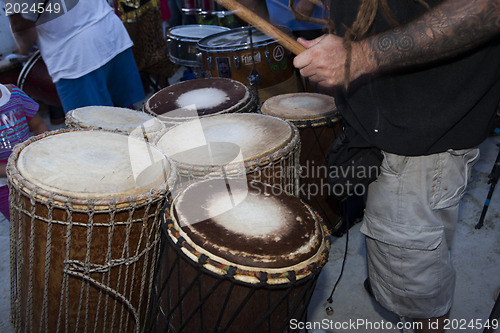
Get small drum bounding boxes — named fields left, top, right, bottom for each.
left=66, top=106, right=166, bottom=142
left=154, top=113, right=300, bottom=196
left=260, top=93, right=342, bottom=230
left=17, top=50, right=61, bottom=107
left=8, top=129, right=176, bottom=333
left=148, top=179, right=331, bottom=332
left=197, top=27, right=295, bottom=91
left=143, top=77, right=258, bottom=127
left=166, top=25, right=230, bottom=67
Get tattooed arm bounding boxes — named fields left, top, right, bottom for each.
left=293, top=0, right=500, bottom=87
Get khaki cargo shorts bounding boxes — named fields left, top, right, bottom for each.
left=360, top=148, right=479, bottom=318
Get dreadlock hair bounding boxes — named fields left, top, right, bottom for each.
left=289, top=0, right=430, bottom=88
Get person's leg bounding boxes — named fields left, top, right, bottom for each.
left=361, top=148, right=479, bottom=327
left=55, top=70, right=114, bottom=113
left=104, top=48, right=145, bottom=109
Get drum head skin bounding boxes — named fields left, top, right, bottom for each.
left=155, top=113, right=293, bottom=166
left=66, top=106, right=165, bottom=138
left=145, top=78, right=250, bottom=119
left=172, top=179, right=324, bottom=269
left=167, top=24, right=230, bottom=41
left=261, top=93, right=337, bottom=122
left=198, top=26, right=276, bottom=52
left=16, top=131, right=171, bottom=199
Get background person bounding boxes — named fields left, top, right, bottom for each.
left=6, top=0, right=145, bottom=113
left=0, top=83, right=48, bottom=221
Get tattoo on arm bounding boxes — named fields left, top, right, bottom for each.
left=368, top=0, right=500, bottom=69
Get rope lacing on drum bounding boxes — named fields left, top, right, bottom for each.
left=41, top=197, right=54, bottom=333
left=286, top=270, right=297, bottom=284
left=198, top=253, right=209, bottom=266
left=27, top=190, right=36, bottom=333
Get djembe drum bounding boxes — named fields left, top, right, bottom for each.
left=143, top=77, right=258, bottom=127
left=65, top=106, right=166, bottom=142
left=148, top=178, right=331, bottom=332
left=153, top=113, right=301, bottom=196
left=8, top=129, right=176, bottom=333
left=260, top=93, right=342, bottom=230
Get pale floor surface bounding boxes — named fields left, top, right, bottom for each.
left=0, top=101, right=498, bottom=332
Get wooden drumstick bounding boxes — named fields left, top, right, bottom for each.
left=215, top=0, right=307, bottom=55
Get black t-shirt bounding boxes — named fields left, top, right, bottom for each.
left=332, top=0, right=500, bottom=155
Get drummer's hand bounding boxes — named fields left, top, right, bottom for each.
left=293, top=34, right=374, bottom=88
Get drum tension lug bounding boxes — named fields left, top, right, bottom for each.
left=265, top=50, right=271, bottom=63
left=233, top=55, right=240, bottom=69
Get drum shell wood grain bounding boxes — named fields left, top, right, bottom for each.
left=8, top=129, right=173, bottom=333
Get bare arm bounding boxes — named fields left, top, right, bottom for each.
left=8, top=13, right=37, bottom=55
left=294, top=0, right=500, bottom=87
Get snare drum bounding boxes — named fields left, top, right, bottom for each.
left=148, top=179, right=330, bottom=332
left=197, top=27, right=295, bottom=91
left=154, top=113, right=300, bottom=196
left=66, top=106, right=166, bottom=142
left=166, top=25, right=230, bottom=67
left=144, top=77, right=258, bottom=127
left=260, top=93, right=342, bottom=230
left=8, top=129, right=175, bottom=333
left=17, top=50, right=61, bottom=107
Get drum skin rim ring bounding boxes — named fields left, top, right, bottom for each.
left=6, top=128, right=176, bottom=210
left=164, top=190, right=331, bottom=285
left=155, top=118, right=301, bottom=174
left=143, top=78, right=256, bottom=122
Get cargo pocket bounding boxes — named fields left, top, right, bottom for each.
left=362, top=214, right=445, bottom=297
left=429, top=148, right=479, bottom=210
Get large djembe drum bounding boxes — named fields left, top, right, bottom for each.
left=8, top=129, right=176, bottom=333
left=154, top=113, right=301, bottom=196
left=143, top=77, right=258, bottom=127
left=148, top=178, right=331, bottom=332
left=66, top=106, right=166, bottom=142
left=260, top=93, right=342, bottom=230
